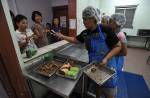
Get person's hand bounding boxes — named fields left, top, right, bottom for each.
left=28, top=35, right=33, bottom=39
left=99, top=58, right=108, bottom=67
left=45, top=29, right=50, bottom=33
left=25, top=37, right=30, bottom=43
left=32, top=34, right=38, bottom=39
left=54, top=33, right=64, bottom=39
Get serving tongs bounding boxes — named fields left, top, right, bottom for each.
left=49, top=30, right=56, bottom=35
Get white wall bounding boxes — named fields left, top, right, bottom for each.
left=98, top=0, right=150, bottom=36
left=134, top=0, right=150, bottom=29
left=7, top=0, right=68, bottom=28
left=7, top=0, right=18, bottom=15
left=77, top=0, right=87, bottom=34
left=77, top=0, right=100, bottom=34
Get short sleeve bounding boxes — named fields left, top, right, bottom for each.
left=117, top=32, right=127, bottom=44
left=76, top=30, right=87, bottom=43
left=15, top=31, right=21, bottom=42
left=15, top=31, right=26, bottom=43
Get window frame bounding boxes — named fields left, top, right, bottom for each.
left=115, top=5, right=137, bottom=28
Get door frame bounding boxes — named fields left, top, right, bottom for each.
left=52, top=5, right=69, bottom=35
left=68, top=0, right=77, bottom=37
left=0, top=1, right=31, bottom=98
left=52, top=0, right=77, bottom=37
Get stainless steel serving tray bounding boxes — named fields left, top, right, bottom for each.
left=56, top=65, right=81, bottom=80
left=34, top=59, right=64, bottom=77
left=83, top=62, right=116, bottom=85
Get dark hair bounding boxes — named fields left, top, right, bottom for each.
left=10, top=10, right=15, bottom=20
left=14, top=14, right=27, bottom=30
left=32, top=11, right=42, bottom=22
left=124, top=32, right=127, bottom=37
left=9, top=10, right=17, bottom=30
left=52, top=17, right=60, bottom=27
left=46, top=23, right=51, bottom=28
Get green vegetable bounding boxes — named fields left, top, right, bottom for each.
left=30, top=48, right=37, bottom=56
left=70, top=67, right=79, bottom=72
left=71, top=71, right=78, bottom=77
left=66, top=71, right=73, bottom=76
left=66, top=70, right=78, bottom=77
left=44, top=52, right=54, bottom=61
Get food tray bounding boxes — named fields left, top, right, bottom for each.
left=34, top=59, right=64, bottom=77
left=83, top=63, right=116, bottom=85
left=56, top=65, right=81, bottom=80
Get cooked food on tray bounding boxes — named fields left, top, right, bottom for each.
left=58, top=63, right=80, bottom=78
left=61, top=63, right=71, bottom=69
left=91, top=67, right=96, bottom=73
left=37, top=62, right=59, bottom=75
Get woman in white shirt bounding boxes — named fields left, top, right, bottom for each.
left=15, top=14, right=37, bottom=53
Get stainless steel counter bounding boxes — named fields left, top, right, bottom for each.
left=23, top=43, right=90, bottom=98
left=23, top=43, right=117, bottom=98
left=54, top=43, right=89, bottom=63
left=23, top=54, right=88, bottom=98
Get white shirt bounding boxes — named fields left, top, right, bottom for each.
left=15, top=29, right=37, bottom=52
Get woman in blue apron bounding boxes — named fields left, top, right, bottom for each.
left=86, top=24, right=119, bottom=98
left=109, top=13, right=127, bottom=71
left=55, top=6, right=121, bottom=98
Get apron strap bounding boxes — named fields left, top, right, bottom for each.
left=98, top=24, right=106, bottom=40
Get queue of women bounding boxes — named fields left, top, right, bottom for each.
left=10, top=11, right=62, bottom=54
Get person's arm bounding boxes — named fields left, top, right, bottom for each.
left=100, top=42, right=121, bottom=66
left=117, top=32, right=128, bottom=56
left=55, top=33, right=79, bottom=44
left=31, top=34, right=39, bottom=40
left=33, top=24, right=43, bottom=38
left=120, top=42, right=127, bottom=56
left=100, top=24, right=121, bottom=66
left=54, top=30, right=86, bottom=44
left=45, top=29, right=50, bottom=33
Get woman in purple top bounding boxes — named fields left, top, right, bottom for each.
left=50, top=17, right=62, bottom=43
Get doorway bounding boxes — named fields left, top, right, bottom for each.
left=53, top=5, right=69, bottom=36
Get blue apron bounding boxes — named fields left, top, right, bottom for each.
left=85, top=25, right=118, bottom=88
left=116, top=56, right=124, bottom=71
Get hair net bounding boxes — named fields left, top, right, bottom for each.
left=96, top=8, right=101, bottom=23
left=82, top=6, right=101, bottom=23
left=111, top=13, right=126, bottom=27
